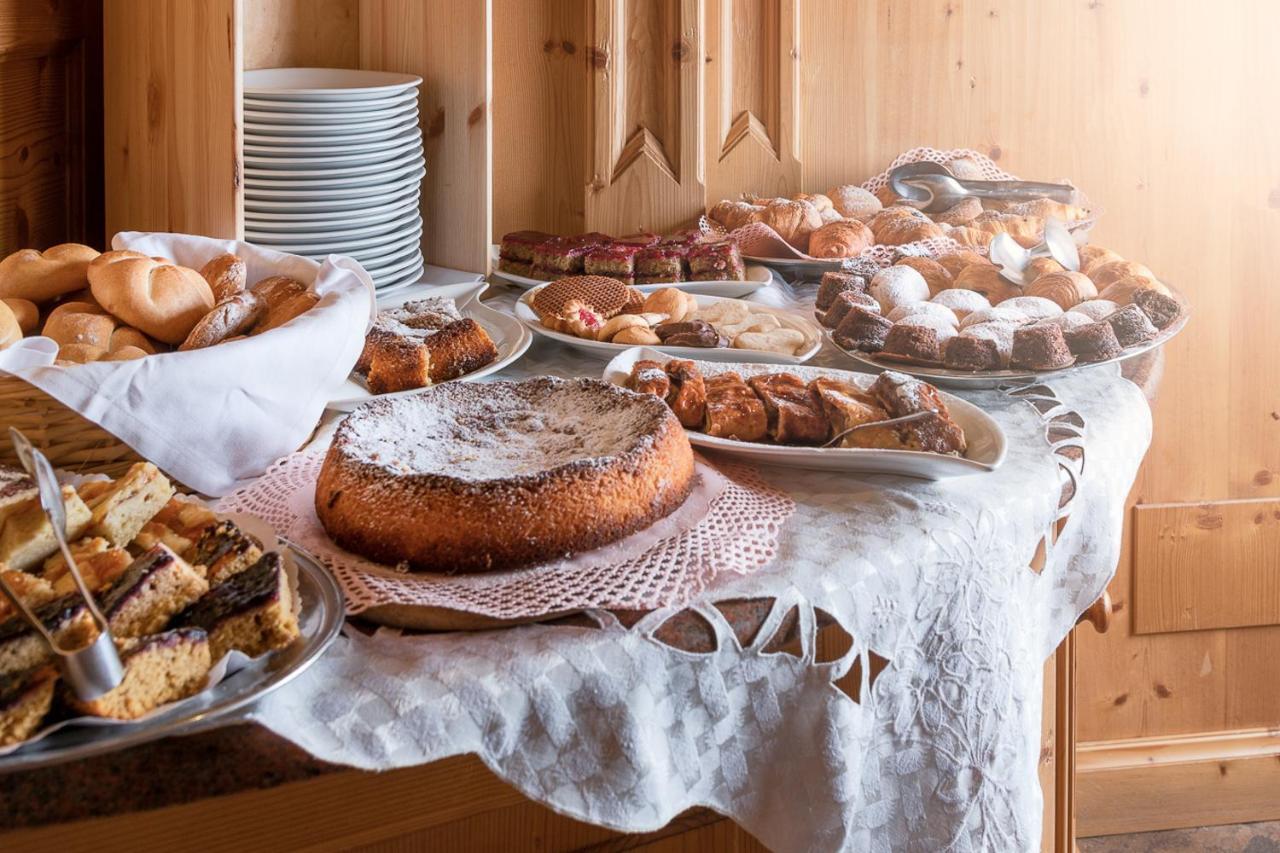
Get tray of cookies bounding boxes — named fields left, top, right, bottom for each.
left=816, top=245, right=1188, bottom=389
left=490, top=230, right=772, bottom=297
left=603, top=347, right=1005, bottom=479
left=0, top=461, right=343, bottom=771
left=514, top=277, right=821, bottom=364
left=328, top=281, right=532, bottom=411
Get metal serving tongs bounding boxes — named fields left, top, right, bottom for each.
left=0, top=428, right=124, bottom=700
left=889, top=162, right=1077, bottom=213
left=989, top=218, right=1080, bottom=285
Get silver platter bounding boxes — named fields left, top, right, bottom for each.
left=0, top=546, right=344, bottom=774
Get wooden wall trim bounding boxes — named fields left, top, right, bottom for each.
left=1077, top=728, right=1280, bottom=837
left=1133, top=498, right=1280, bottom=635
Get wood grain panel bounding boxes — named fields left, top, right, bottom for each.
left=1133, top=499, right=1280, bottom=634
left=243, top=0, right=359, bottom=70
left=491, top=0, right=588, bottom=238
left=704, top=0, right=799, bottom=205
left=360, top=0, right=491, bottom=272
left=103, top=0, right=242, bottom=240
left=586, top=0, right=704, bottom=234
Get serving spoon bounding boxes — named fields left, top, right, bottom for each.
left=821, top=410, right=937, bottom=448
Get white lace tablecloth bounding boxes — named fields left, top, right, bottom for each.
left=242, top=275, right=1152, bottom=852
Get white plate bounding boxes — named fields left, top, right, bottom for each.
left=602, top=347, right=1005, bottom=479
left=244, top=149, right=421, bottom=182
left=248, top=210, right=421, bottom=244
left=372, top=264, right=425, bottom=293
left=265, top=221, right=422, bottom=257
left=246, top=156, right=425, bottom=190
left=514, top=286, right=822, bottom=364
left=243, top=127, right=420, bottom=157
left=244, top=140, right=423, bottom=171
left=245, top=110, right=419, bottom=136
left=743, top=254, right=844, bottom=279
left=246, top=194, right=419, bottom=229
left=244, top=121, right=419, bottom=147
left=364, top=245, right=424, bottom=276
left=244, top=166, right=425, bottom=200
left=327, top=282, right=533, bottom=411
left=243, top=92, right=418, bottom=117
left=243, top=99, right=414, bottom=126
left=488, top=245, right=772, bottom=297
left=243, top=183, right=419, bottom=213
left=827, top=288, right=1191, bottom=390
left=244, top=68, right=422, bottom=99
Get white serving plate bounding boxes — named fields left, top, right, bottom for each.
left=243, top=127, right=420, bottom=157
left=245, top=110, right=419, bottom=136
left=246, top=194, right=419, bottom=229
left=514, top=285, right=822, bottom=364
left=243, top=99, right=414, bottom=125
left=248, top=210, right=421, bottom=244
left=328, top=282, right=532, bottom=411
left=244, top=121, right=419, bottom=147
left=246, top=156, right=425, bottom=190
left=270, top=223, right=423, bottom=259
left=244, top=140, right=424, bottom=172
left=488, top=245, right=771, bottom=297
left=244, top=149, right=422, bottom=182
left=244, top=183, right=419, bottom=213
left=828, top=289, right=1191, bottom=390
left=364, top=245, right=425, bottom=277
left=241, top=89, right=417, bottom=113
left=244, top=166, right=425, bottom=201
left=602, top=347, right=1005, bottom=478
left=244, top=68, right=422, bottom=99
left=743, top=254, right=844, bottom=279
left=371, top=264, right=425, bottom=293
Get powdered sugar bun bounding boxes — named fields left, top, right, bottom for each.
left=887, top=301, right=958, bottom=325
left=1072, top=299, right=1119, bottom=321
left=996, top=296, right=1063, bottom=321
left=958, top=305, right=1030, bottom=330
left=869, top=266, right=929, bottom=313
left=929, top=289, right=991, bottom=320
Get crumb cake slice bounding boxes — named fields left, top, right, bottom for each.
left=315, top=377, right=695, bottom=573
left=0, top=485, right=92, bottom=572
left=173, top=552, right=299, bottom=662
left=187, top=519, right=263, bottom=584
left=99, top=544, right=209, bottom=638
left=0, top=666, right=57, bottom=746
left=69, top=628, right=212, bottom=720
left=80, top=462, right=174, bottom=547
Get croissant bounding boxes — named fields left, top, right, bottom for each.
left=709, top=200, right=764, bottom=231
left=868, top=207, right=944, bottom=245
left=793, top=192, right=834, bottom=214
left=1078, top=245, right=1124, bottom=275
left=0, top=243, right=100, bottom=303
left=1099, top=275, right=1170, bottom=306
left=808, top=220, right=873, bottom=258
left=1089, top=259, right=1155, bottom=290
left=759, top=200, right=823, bottom=252
left=951, top=264, right=1022, bottom=305
left=1027, top=271, right=1097, bottom=311
left=88, top=251, right=215, bottom=344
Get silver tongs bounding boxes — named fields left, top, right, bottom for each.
left=889, top=162, right=1077, bottom=213
left=0, top=429, right=123, bottom=700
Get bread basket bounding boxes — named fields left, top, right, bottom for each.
left=0, top=379, right=142, bottom=477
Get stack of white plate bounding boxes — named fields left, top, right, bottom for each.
left=243, top=68, right=426, bottom=292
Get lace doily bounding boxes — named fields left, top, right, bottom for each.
left=216, top=450, right=794, bottom=619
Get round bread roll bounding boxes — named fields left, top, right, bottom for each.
left=642, top=288, right=696, bottom=323
left=0, top=243, right=100, bottom=303
left=200, top=253, right=247, bottom=302
left=251, top=275, right=308, bottom=310
left=935, top=251, right=989, bottom=278
left=818, top=207, right=844, bottom=224
left=894, top=256, right=953, bottom=296
left=973, top=212, right=1042, bottom=248
left=869, top=266, right=929, bottom=313
left=180, top=291, right=266, bottom=350
left=1089, top=259, right=1154, bottom=290
left=827, top=185, right=882, bottom=220
left=1, top=298, right=38, bottom=334
left=874, top=185, right=903, bottom=208
left=759, top=199, right=823, bottom=252
left=0, top=300, right=20, bottom=349
left=42, top=302, right=116, bottom=349
left=947, top=156, right=986, bottom=180
left=868, top=208, right=944, bottom=245
left=1078, top=245, right=1124, bottom=275
left=934, top=197, right=983, bottom=226
left=612, top=326, right=661, bottom=346
left=1027, top=271, right=1097, bottom=311
left=1024, top=257, right=1065, bottom=281
left=109, top=326, right=159, bottom=355
left=809, top=220, right=873, bottom=258
left=929, top=288, right=991, bottom=320
left=943, top=224, right=990, bottom=250
left=56, top=343, right=106, bottom=364
left=596, top=313, right=648, bottom=342
left=794, top=192, right=833, bottom=213
left=1099, top=275, right=1170, bottom=306
left=952, top=263, right=1021, bottom=305
left=88, top=251, right=215, bottom=344
left=253, top=290, right=318, bottom=334
left=100, top=345, right=148, bottom=362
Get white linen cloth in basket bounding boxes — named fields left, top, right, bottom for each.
left=0, top=231, right=374, bottom=496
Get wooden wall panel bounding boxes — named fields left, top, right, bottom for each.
left=243, top=0, right=359, bottom=71
left=0, top=0, right=103, bottom=251
left=360, top=0, right=491, bottom=272
left=103, top=0, right=242, bottom=240
left=586, top=0, right=704, bottom=234
left=1133, top=499, right=1280, bottom=634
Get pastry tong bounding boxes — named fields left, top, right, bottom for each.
left=822, top=411, right=936, bottom=448
left=889, top=162, right=1077, bottom=213
left=989, top=218, right=1080, bottom=285
left=0, top=429, right=124, bottom=700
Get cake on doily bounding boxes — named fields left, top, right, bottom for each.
left=315, top=377, right=695, bottom=573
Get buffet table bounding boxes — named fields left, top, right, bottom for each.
left=0, top=274, right=1152, bottom=852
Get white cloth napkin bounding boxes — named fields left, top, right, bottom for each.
left=0, top=232, right=375, bottom=496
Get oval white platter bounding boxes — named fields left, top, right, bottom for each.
left=245, top=111, right=419, bottom=136
left=244, top=183, right=419, bottom=213
left=243, top=90, right=419, bottom=115
left=742, top=254, right=844, bottom=278
left=244, top=68, right=422, bottom=99
left=246, top=194, right=420, bottom=229
left=514, top=285, right=822, bottom=365
left=489, top=245, right=771, bottom=298
left=246, top=156, right=425, bottom=190
left=244, top=166, right=425, bottom=201
left=602, top=346, right=1006, bottom=478
left=328, top=282, right=532, bottom=411
left=828, top=290, right=1191, bottom=390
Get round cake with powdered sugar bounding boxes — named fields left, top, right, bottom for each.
left=315, top=377, right=695, bottom=573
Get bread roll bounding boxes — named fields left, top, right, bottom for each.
left=709, top=200, right=764, bottom=231
left=1089, top=259, right=1154, bottom=290
left=0, top=300, right=20, bottom=349
left=199, top=253, right=247, bottom=302
left=88, top=251, right=215, bottom=344
left=794, top=192, right=833, bottom=213
left=253, top=291, right=318, bottom=334
left=42, top=303, right=117, bottom=349
left=1027, top=271, right=1097, bottom=311
left=1024, top=257, right=1065, bottom=281
left=180, top=292, right=266, bottom=350
left=100, top=345, right=148, bottom=362
left=808, top=220, right=873, bottom=259
left=936, top=251, right=989, bottom=278
left=0, top=244, right=100, bottom=303
left=1078, top=245, right=1124, bottom=276
left=895, top=257, right=953, bottom=296
left=827, top=185, right=882, bottom=220
left=109, top=326, right=159, bottom=355
left=56, top=343, right=106, bottom=364
left=935, top=198, right=983, bottom=225
left=1, top=298, right=38, bottom=334
left=1099, top=275, right=1170, bottom=306
left=251, top=275, right=307, bottom=310
left=947, top=157, right=986, bottom=180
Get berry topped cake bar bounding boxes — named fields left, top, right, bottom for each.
left=498, top=230, right=553, bottom=277
left=531, top=233, right=612, bottom=280
left=688, top=241, right=746, bottom=281
left=583, top=244, right=641, bottom=285
left=635, top=245, right=687, bottom=285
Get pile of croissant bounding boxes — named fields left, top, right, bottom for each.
left=707, top=154, right=1091, bottom=259
left=0, top=245, right=318, bottom=364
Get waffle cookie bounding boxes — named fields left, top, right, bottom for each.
left=530, top=275, right=633, bottom=321
left=174, top=552, right=299, bottom=662
left=69, top=628, right=212, bottom=720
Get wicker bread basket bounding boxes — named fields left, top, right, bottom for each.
left=0, top=374, right=142, bottom=477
